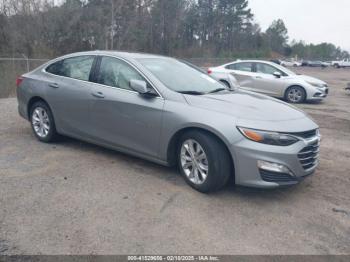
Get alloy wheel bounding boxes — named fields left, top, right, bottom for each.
left=287, top=88, right=303, bottom=103
left=32, top=107, right=50, bottom=138
left=180, top=139, right=209, bottom=185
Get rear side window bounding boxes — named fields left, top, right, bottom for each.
left=226, top=62, right=253, bottom=72
left=46, top=61, right=62, bottom=75
left=45, top=56, right=95, bottom=81
left=97, top=56, right=145, bottom=91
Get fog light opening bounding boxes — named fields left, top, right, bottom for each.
left=257, top=160, right=294, bottom=176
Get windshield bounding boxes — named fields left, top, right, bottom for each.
left=275, top=64, right=296, bottom=75
left=137, top=58, right=226, bottom=94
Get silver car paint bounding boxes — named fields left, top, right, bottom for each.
left=17, top=51, right=319, bottom=188
left=209, top=60, right=329, bottom=101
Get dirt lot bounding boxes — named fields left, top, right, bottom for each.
left=0, top=67, right=349, bottom=255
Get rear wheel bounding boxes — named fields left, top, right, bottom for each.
left=178, top=131, right=231, bottom=193
left=285, top=86, right=306, bottom=104
left=30, top=101, right=58, bottom=143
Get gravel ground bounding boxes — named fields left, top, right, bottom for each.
left=0, top=67, right=349, bottom=255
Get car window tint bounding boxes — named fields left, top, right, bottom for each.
left=59, top=56, right=94, bottom=81
left=225, top=63, right=235, bottom=70
left=46, top=61, right=62, bottom=75
left=256, top=63, right=279, bottom=75
left=230, top=62, right=253, bottom=72
left=97, top=57, right=144, bottom=91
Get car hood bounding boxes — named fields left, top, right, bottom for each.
left=184, top=90, right=318, bottom=132
left=292, top=74, right=326, bottom=85
left=185, top=90, right=306, bottom=121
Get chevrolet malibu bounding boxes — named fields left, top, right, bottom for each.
left=17, top=51, right=321, bottom=193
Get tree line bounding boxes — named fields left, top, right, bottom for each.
left=0, top=0, right=349, bottom=60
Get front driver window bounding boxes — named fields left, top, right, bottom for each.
left=256, top=63, right=284, bottom=76
left=97, top=57, right=145, bottom=91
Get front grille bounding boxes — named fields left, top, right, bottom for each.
left=260, top=170, right=297, bottom=183
left=291, top=129, right=317, bottom=139
left=298, top=140, right=320, bottom=170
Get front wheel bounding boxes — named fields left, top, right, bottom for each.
left=285, top=86, right=306, bottom=104
left=178, top=131, right=231, bottom=193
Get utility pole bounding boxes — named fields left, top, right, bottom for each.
left=110, top=0, right=115, bottom=50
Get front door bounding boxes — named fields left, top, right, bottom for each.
left=252, top=62, right=286, bottom=96
left=89, top=56, right=164, bottom=158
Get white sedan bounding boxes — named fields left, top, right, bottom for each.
left=280, top=60, right=302, bottom=67
left=208, top=60, right=329, bottom=103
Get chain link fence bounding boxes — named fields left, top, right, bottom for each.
left=0, top=58, right=49, bottom=98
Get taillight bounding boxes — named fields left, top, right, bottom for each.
left=207, top=69, right=212, bottom=75
left=16, top=76, right=23, bottom=87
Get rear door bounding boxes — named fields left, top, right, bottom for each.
left=89, top=56, right=164, bottom=158
left=252, top=62, right=286, bottom=96
left=225, top=62, right=255, bottom=91
left=44, top=55, right=96, bottom=137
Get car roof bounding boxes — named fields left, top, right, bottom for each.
left=60, top=50, right=168, bottom=60
left=222, top=60, right=275, bottom=66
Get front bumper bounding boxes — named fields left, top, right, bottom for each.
left=230, top=136, right=320, bottom=188
left=308, top=86, right=329, bottom=100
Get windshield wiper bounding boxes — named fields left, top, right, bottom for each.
left=208, top=88, right=227, bottom=94
left=178, top=91, right=205, bottom=95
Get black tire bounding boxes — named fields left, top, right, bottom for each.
left=285, top=86, right=306, bottom=104
left=220, top=80, right=230, bottom=88
left=177, top=130, right=231, bottom=193
left=30, top=101, right=58, bottom=143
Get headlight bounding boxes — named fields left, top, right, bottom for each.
left=238, top=127, right=299, bottom=146
left=307, top=81, right=324, bottom=88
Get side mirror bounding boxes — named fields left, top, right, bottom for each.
left=273, top=72, right=282, bottom=78
left=130, top=79, right=148, bottom=94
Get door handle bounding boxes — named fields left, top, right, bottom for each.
left=255, top=76, right=262, bottom=79
left=49, top=83, right=59, bottom=88
left=91, top=92, right=105, bottom=98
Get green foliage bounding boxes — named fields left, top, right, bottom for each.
left=290, top=41, right=349, bottom=60
left=266, top=19, right=289, bottom=54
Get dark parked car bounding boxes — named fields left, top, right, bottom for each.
left=301, top=60, right=310, bottom=67
left=308, top=61, right=325, bottom=67
left=270, top=59, right=282, bottom=65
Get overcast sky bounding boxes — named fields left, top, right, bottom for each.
left=249, top=0, right=350, bottom=52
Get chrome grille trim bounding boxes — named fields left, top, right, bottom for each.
left=298, top=139, right=320, bottom=171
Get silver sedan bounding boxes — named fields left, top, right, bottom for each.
left=17, top=51, right=320, bottom=192
left=208, top=60, right=329, bottom=103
